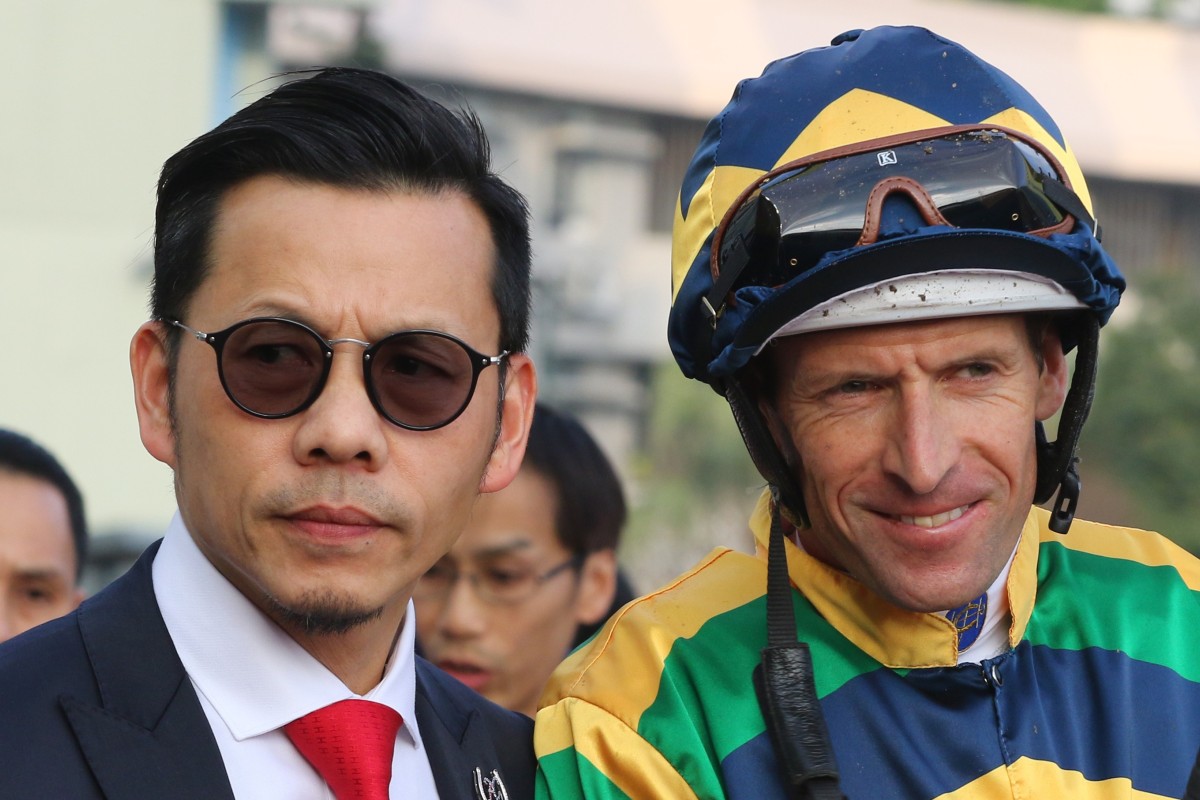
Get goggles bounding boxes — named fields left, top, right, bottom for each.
left=706, top=125, right=1094, bottom=321
left=170, top=317, right=507, bottom=431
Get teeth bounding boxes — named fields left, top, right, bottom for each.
left=900, top=506, right=967, bottom=528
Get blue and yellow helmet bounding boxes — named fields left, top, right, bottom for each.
left=669, top=25, right=1125, bottom=387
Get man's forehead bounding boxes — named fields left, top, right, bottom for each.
left=0, top=473, right=75, bottom=566
left=190, top=177, right=500, bottom=336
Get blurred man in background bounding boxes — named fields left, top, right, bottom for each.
left=0, top=428, right=86, bottom=643
left=416, top=402, right=626, bottom=717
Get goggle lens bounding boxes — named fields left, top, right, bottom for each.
left=717, top=129, right=1075, bottom=290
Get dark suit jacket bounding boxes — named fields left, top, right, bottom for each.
left=0, top=541, right=535, bottom=799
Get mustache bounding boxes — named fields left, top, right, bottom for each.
left=258, top=476, right=411, bottom=528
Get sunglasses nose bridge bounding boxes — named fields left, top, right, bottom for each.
left=326, top=336, right=372, bottom=350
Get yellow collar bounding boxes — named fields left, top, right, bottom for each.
left=748, top=490, right=1040, bottom=668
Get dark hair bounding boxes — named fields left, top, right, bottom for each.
left=0, top=429, right=88, bottom=579
left=152, top=67, right=531, bottom=356
left=523, top=403, right=626, bottom=555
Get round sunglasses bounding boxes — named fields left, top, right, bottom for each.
left=170, top=317, right=508, bottom=431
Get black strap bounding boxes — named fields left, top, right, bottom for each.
left=1034, top=315, right=1099, bottom=534
left=1041, top=178, right=1101, bottom=241
left=723, top=376, right=808, bottom=526
left=753, top=507, right=846, bottom=800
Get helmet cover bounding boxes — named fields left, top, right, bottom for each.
left=669, top=25, right=1125, bottom=385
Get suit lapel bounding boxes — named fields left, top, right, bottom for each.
left=62, top=542, right=235, bottom=800
left=417, top=667, right=484, bottom=798
left=417, top=659, right=525, bottom=800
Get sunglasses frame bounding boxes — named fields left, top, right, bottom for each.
left=169, top=317, right=508, bottom=431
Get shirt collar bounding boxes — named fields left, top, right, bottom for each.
left=151, top=512, right=424, bottom=748
left=749, top=490, right=1040, bottom=668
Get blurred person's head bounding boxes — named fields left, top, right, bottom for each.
left=0, top=429, right=87, bottom=642
left=415, top=403, right=623, bottom=716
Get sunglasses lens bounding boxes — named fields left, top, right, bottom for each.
left=221, top=320, right=326, bottom=416
left=370, top=333, right=478, bottom=429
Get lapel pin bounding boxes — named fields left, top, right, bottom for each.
left=472, top=767, right=509, bottom=800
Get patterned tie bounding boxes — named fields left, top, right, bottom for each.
left=946, top=592, right=988, bottom=652
left=284, top=699, right=403, bottom=800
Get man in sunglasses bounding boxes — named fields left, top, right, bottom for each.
left=535, top=26, right=1200, bottom=800
left=0, top=68, right=537, bottom=799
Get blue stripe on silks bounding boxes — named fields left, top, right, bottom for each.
left=721, top=661, right=1000, bottom=799
left=997, top=642, right=1200, bottom=798
left=720, top=641, right=1200, bottom=799
left=723, top=733, right=786, bottom=800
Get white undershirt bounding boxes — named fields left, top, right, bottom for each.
left=152, top=512, right=440, bottom=799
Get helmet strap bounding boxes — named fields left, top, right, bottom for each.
left=723, top=374, right=810, bottom=526
left=1034, top=315, right=1100, bottom=533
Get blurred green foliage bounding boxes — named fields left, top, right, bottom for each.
left=627, top=364, right=761, bottom=530
left=622, top=364, right=764, bottom=587
left=1082, top=273, right=1200, bottom=553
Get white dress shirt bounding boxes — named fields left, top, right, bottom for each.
left=153, top=513, right=440, bottom=799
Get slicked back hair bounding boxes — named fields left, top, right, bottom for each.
left=151, top=67, right=531, bottom=360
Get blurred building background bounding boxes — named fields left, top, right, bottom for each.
left=2, top=0, right=1198, bottom=595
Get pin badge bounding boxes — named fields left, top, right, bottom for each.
left=473, top=767, right=509, bottom=800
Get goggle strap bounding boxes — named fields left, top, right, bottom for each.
left=857, top=176, right=954, bottom=247
left=705, top=229, right=754, bottom=326
left=1040, top=178, right=1098, bottom=239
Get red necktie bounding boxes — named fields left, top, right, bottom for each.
left=284, top=699, right=403, bottom=800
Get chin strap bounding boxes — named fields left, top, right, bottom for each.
left=1034, top=315, right=1100, bottom=534
left=723, top=375, right=809, bottom=526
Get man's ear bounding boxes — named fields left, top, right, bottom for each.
left=1035, top=325, right=1071, bottom=422
left=573, top=549, right=618, bottom=627
left=479, top=353, right=537, bottom=494
left=130, top=322, right=177, bottom=468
